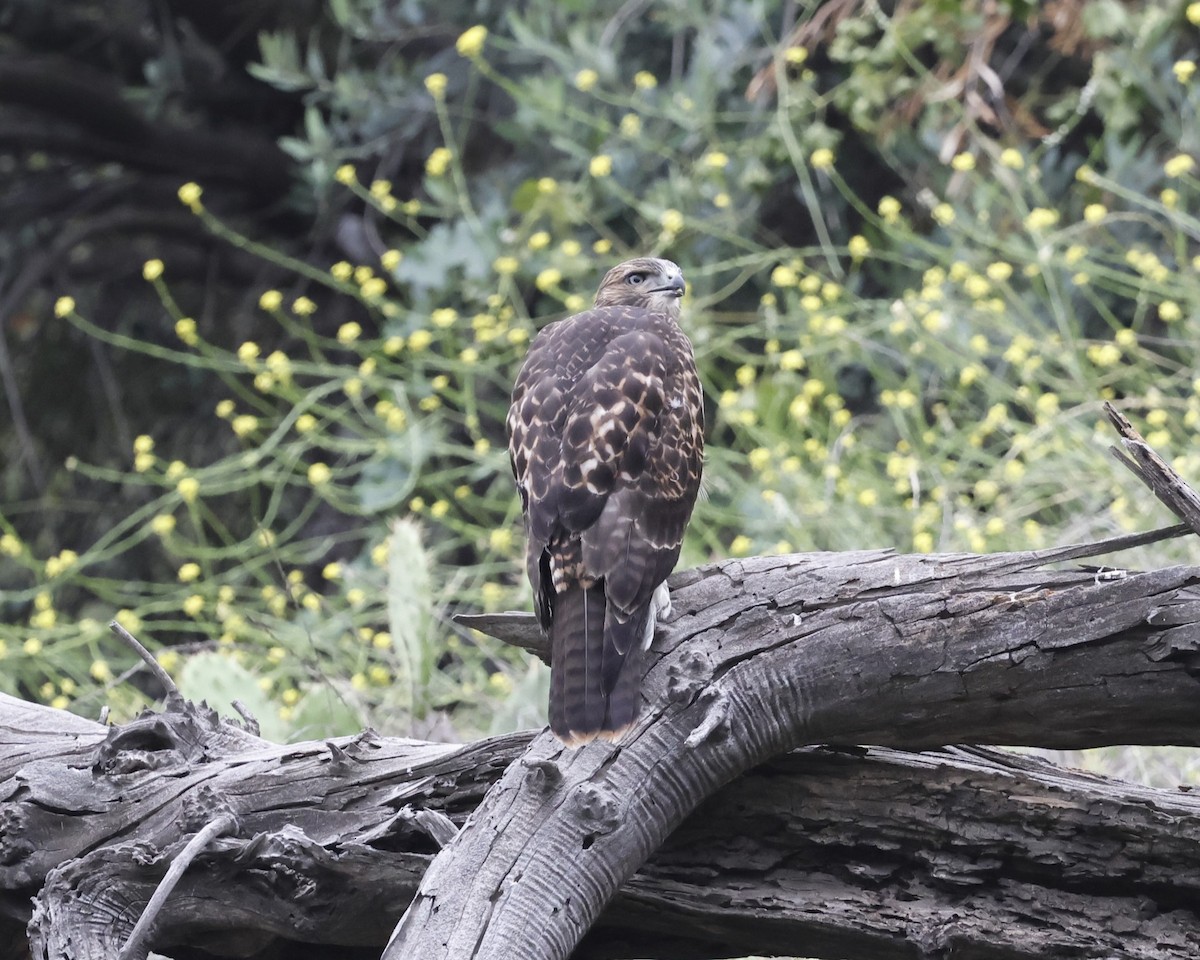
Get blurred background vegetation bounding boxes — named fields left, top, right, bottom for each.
left=0, top=0, right=1198, bottom=781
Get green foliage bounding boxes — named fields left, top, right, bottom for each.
left=2, top=0, right=1199, bottom=761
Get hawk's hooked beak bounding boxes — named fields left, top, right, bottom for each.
left=653, top=274, right=686, bottom=298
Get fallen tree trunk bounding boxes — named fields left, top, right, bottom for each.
left=3, top=528, right=1200, bottom=959
left=5, top=404, right=1200, bottom=959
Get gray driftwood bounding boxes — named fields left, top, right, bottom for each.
left=3, top=408, right=1200, bottom=958
left=2, top=527, right=1200, bottom=958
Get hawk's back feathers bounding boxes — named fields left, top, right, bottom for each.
left=507, top=258, right=703, bottom=744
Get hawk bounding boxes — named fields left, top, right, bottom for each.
left=507, top=257, right=704, bottom=745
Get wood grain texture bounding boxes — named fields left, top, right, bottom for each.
left=5, top=528, right=1200, bottom=958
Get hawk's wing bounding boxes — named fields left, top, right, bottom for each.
left=507, top=305, right=703, bottom=742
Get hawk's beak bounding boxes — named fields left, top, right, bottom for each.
left=654, top=274, right=686, bottom=298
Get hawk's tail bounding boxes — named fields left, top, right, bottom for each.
left=550, top=585, right=647, bottom=745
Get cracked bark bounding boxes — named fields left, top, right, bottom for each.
left=3, top=525, right=1200, bottom=958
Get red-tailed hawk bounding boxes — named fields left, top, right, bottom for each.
left=507, top=257, right=704, bottom=745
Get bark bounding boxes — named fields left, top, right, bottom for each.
left=386, top=532, right=1200, bottom=960
left=3, top=526, right=1200, bottom=959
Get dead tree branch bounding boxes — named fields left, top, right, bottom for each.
left=4, top=408, right=1200, bottom=958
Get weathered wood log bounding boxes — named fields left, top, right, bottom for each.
left=385, top=531, right=1200, bottom=960
left=4, top=523, right=1200, bottom=959
left=3, top=687, right=1200, bottom=959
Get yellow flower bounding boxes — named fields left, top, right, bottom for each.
left=877, top=196, right=901, bottom=223
left=142, top=259, right=164, bottom=281
left=713, top=192, right=731, bottom=208
left=114, top=608, right=141, bottom=633
left=424, top=72, right=448, bottom=98
left=770, top=265, right=797, bottom=287
left=231, top=414, right=258, bottom=438
left=258, top=289, right=283, bottom=311
left=456, top=24, right=488, bottom=58
left=90, top=659, right=113, bottom=682
left=1024, top=207, right=1059, bottom=231
left=1083, top=203, right=1107, bottom=223
left=985, top=261, right=1013, bottom=282
left=619, top=113, right=641, bottom=137
left=409, top=329, right=433, bottom=351
left=950, top=152, right=975, bottom=171
left=150, top=514, right=176, bottom=536
left=334, top=164, right=357, bottom=185
left=999, top=148, right=1024, bottom=170
left=660, top=208, right=684, bottom=234
left=331, top=261, right=353, bottom=282
left=1160, top=301, right=1183, bottom=322
left=360, top=276, right=386, bottom=299
left=932, top=203, right=955, bottom=226
left=178, top=562, right=201, bottom=583
left=633, top=71, right=657, bottom=90
left=959, top=363, right=983, bottom=386
left=177, top=182, right=203, bottom=211
left=237, top=341, right=260, bottom=364
left=45, top=549, right=78, bottom=578
left=431, top=307, right=458, bottom=328
left=54, top=296, right=76, bottom=318
left=810, top=148, right=834, bottom=170
left=307, top=462, right=332, bottom=486
left=177, top=476, right=200, bottom=503
left=703, top=151, right=729, bottom=169
left=729, top=535, right=753, bottom=557
left=426, top=147, right=452, bottom=177
left=1035, top=392, right=1060, bottom=417
left=536, top=268, right=562, bottom=291
left=494, top=255, right=519, bottom=275
left=182, top=594, right=204, bottom=618
left=337, top=321, right=362, bottom=344
left=1189, top=3, right=1200, bottom=25
left=780, top=349, right=805, bottom=371
left=172, top=316, right=198, bottom=345
left=292, top=296, right=316, bottom=315
left=1164, top=154, right=1196, bottom=178
left=133, top=452, right=154, bottom=472
left=784, top=47, right=807, bottom=66
left=847, top=235, right=870, bottom=260
left=574, top=68, right=598, bottom=92
left=133, top=434, right=155, bottom=455
left=1174, top=60, right=1197, bottom=83
left=589, top=154, right=613, bottom=177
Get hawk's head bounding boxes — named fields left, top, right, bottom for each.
left=593, top=257, right=686, bottom=319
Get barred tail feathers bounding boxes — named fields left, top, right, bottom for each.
left=549, top=584, right=649, bottom=744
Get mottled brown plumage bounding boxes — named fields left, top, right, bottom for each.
left=507, top=257, right=704, bottom=744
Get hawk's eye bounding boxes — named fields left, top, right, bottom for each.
left=626, top=273, right=646, bottom=285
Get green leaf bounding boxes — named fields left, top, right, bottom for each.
left=177, top=652, right=288, bottom=743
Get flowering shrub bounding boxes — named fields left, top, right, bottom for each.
left=1, top=1, right=1198, bottom=760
